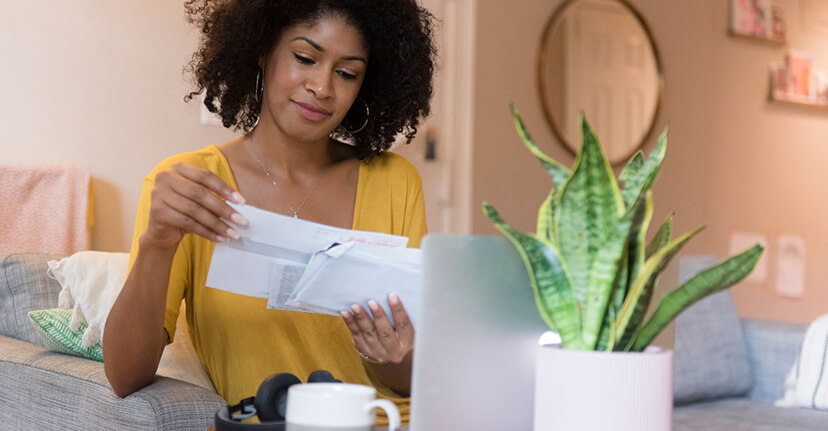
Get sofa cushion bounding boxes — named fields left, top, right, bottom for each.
left=0, top=334, right=224, bottom=431
left=1, top=252, right=216, bottom=393
left=0, top=253, right=62, bottom=345
left=742, top=320, right=805, bottom=402
left=674, top=398, right=828, bottom=430
left=673, top=256, right=753, bottom=405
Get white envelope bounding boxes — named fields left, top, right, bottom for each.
left=289, top=242, right=422, bottom=328
left=206, top=203, right=412, bottom=314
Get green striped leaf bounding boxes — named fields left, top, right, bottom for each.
left=582, top=195, right=648, bottom=350
left=510, top=104, right=570, bottom=188
left=626, top=192, right=654, bottom=298
left=615, top=278, right=655, bottom=351
left=646, top=213, right=674, bottom=259
left=621, top=126, right=668, bottom=207
left=614, top=225, right=705, bottom=351
left=596, top=248, right=628, bottom=351
left=605, top=192, right=654, bottom=351
left=537, top=191, right=557, bottom=242
left=557, top=115, right=625, bottom=305
left=619, top=150, right=644, bottom=185
left=630, top=244, right=764, bottom=351
left=510, top=104, right=568, bottom=245
left=483, top=202, right=585, bottom=349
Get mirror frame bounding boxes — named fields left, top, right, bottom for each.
left=537, top=0, right=665, bottom=165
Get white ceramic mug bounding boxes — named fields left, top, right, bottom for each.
left=285, top=383, right=400, bottom=431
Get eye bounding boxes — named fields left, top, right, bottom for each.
left=338, top=70, right=358, bottom=81
left=294, top=54, right=314, bottom=65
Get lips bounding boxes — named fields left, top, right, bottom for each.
left=293, top=101, right=331, bottom=122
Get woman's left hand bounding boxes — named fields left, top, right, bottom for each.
left=341, top=292, right=414, bottom=365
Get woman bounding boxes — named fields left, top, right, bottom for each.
left=102, top=0, right=435, bottom=424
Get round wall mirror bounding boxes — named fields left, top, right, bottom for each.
left=538, top=0, right=663, bottom=165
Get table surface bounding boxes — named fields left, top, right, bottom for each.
left=210, top=425, right=410, bottom=430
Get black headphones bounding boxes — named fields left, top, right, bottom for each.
left=214, top=370, right=342, bottom=431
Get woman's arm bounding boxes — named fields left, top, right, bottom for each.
left=103, top=163, right=246, bottom=397
left=103, top=239, right=177, bottom=397
left=363, top=349, right=413, bottom=396
left=341, top=293, right=415, bottom=395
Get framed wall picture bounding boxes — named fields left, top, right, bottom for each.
left=729, top=0, right=786, bottom=44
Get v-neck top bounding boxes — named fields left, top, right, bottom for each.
left=127, top=145, right=427, bottom=423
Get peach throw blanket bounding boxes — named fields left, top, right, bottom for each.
left=0, top=165, right=93, bottom=259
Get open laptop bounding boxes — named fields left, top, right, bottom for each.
left=409, top=235, right=550, bottom=431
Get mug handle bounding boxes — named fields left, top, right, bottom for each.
left=364, top=399, right=400, bottom=431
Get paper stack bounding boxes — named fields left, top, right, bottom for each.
left=206, top=203, right=422, bottom=327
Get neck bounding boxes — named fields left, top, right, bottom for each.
left=247, top=118, right=333, bottom=177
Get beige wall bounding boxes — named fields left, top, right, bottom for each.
left=5, top=1, right=827, bottom=324
left=471, top=0, right=710, bottom=244
left=704, top=0, right=828, bottom=324
left=471, top=0, right=828, bottom=324
left=2, top=1, right=236, bottom=252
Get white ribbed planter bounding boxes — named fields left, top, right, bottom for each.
left=534, top=344, right=673, bottom=431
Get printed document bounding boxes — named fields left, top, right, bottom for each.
left=205, top=203, right=421, bottom=325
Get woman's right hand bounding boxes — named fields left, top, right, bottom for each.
left=142, top=162, right=247, bottom=249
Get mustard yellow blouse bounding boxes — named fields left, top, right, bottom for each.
left=128, top=145, right=427, bottom=423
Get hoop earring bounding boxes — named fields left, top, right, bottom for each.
left=254, top=67, right=264, bottom=104
left=343, top=98, right=369, bottom=134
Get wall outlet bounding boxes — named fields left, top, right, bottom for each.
left=729, top=231, right=769, bottom=284
left=775, top=235, right=806, bottom=298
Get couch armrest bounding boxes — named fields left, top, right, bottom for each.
left=0, top=335, right=225, bottom=431
left=742, top=319, right=806, bottom=402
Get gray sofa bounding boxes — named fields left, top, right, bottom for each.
left=3, top=252, right=827, bottom=430
left=0, top=253, right=224, bottom=431
left=671, top=287, right=827, bottom=430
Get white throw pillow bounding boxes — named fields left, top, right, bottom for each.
left=777, top=314, right=828, bottom=409
left=48, top=251, right=129, bottom=347
left=47, top=251, right=215, bottom=392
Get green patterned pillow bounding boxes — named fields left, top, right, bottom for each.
left=28, top=308, right=103, bottom=362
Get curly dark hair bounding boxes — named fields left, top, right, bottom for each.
left=183, top=0, right=436, bottom=159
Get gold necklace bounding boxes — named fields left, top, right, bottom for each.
left=246, top=141, right=326, bottom=219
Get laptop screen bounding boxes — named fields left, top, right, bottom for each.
left=410, top=235, right=549, bottom=431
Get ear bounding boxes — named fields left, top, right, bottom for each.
left=259, top=47, right=275, bottom=67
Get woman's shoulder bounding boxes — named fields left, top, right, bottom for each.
left=361, top=151, right=422, bottom=184
left=145, top=145, right=230, bottom=181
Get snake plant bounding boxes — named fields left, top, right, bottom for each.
left=482, top=105, right=763, bottom=352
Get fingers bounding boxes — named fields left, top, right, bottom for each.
left=171, top=163, right=248, bottom=226
left=351, top=304, right=385, bottom=352
left=165, top=178, right=241, bottom=239
left=340, top=293, right=415, bottom=365
left=341, top=306, right=385, bottom=363
left=160, top=193, right=237, bottom=242
left=174, top=163, right=245, bottom=206
left=387, top=293, right=414, bottom=347
left=157, top=198, right=230, bottom=243
left=367, top=300, right=402, bottom=349
left=340, top=309, right=363, bottom=338
left=147, top=163, right=248, bottom=246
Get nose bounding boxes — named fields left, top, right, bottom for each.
left=305, top=69, right=332, bottom=99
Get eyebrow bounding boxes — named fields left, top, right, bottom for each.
left=292, top=36, right=367, bottom=64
